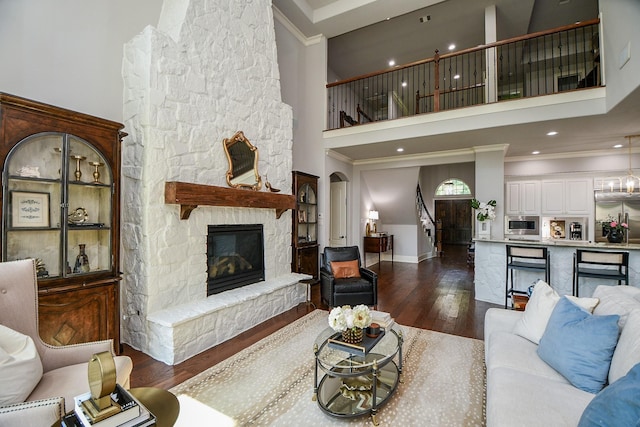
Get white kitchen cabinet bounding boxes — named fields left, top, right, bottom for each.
left=542, top=178, right=592, bottom=215
left=542, top=180, right=564, bottom=214
left=506, top=180, right=540, bottom=215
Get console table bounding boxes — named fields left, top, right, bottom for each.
left=364, top=235, right=394, bottom=265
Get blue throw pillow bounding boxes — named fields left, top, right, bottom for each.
left=537, top=297, right=620, bottom=394
left=578, top=362, right=640, bottom=427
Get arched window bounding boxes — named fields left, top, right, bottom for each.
left=434, top=178, right=471, bottom=196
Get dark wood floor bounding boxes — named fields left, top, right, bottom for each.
left=123, top=244, right=498, bottom=389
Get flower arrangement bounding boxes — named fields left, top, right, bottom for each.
left=602, top=216, right=628, bottom=234
left=471, top=199, right=497, bottom=222
left=328, top=304, right=372, bottom=332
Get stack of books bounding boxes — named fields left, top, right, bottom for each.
left=370, top=310, right=395, bottom=330
left=61, top=384, right=156, bottom=427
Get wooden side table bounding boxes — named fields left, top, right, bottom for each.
left=363, top=235, right=394, bottom=266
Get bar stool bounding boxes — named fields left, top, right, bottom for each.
left=505, top=245, right=550, bottom=308
left=573, top=249, right=629, bottom=297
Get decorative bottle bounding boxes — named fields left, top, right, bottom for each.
left=74, top=244, right=90, bottom=273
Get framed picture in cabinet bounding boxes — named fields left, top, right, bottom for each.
left=11, top=191, right=50, bottom=228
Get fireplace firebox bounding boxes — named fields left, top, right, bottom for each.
left=207, top=224, right=265, bottom=296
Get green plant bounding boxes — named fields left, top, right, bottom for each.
left=471, top=199, right=496, bottom=222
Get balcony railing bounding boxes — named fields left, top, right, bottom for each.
left=326, top=19, right=601, bottom=131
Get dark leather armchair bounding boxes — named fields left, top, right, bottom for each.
left=320, top=246, right=378, bottom=308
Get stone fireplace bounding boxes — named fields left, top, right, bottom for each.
left=119, top=0, right=307, bottom=364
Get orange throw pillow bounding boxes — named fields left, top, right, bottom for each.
left=330, top=260, right=361, bottom=279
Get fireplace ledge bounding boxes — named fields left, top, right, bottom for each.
left=147, top=272, right=311, bottom=327
left=165, top=181, right=297, bottom=219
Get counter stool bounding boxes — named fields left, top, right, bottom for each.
left=572, top=249, right=629, bottom=297
left=505, top=245, right=550, bottom=308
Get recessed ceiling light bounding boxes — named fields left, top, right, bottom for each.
left=547, top=131, right=558, bottom=136
left=614, top=144, right=624, bottom=148
left=532, top=151, right=540, bottom=155
left=448, top=44, right=456, bottom=51
left=453, top=74, right=460, bottom=79
left=388, top=59, right=395, bottom=67
left=401, top=81, right=407, bottom=87
left=397, top=148, right=404, bottom=152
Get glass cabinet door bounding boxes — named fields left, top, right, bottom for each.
left=2, top=132, right=113, bottom=280
left=297, top=182, right=317, bottom=243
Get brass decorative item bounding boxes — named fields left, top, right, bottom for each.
left=223, top=131, right=262, bottom=191
left=264, top=174, right=281, bottom=192
left=81, top=351, right=119, bottom=422
left=90, top=161, right=104, bottom=184
left=71, top=154, right=86, bottom=181
left=341, top=327, right=364, bottom=344
left=68, top=207, right=89, bottom=225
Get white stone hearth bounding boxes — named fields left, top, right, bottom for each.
left=147, top=274, right=307, bottom=365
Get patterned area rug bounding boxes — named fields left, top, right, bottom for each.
left=170, top=310, right=485, bottom=426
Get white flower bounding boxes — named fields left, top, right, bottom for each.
left=328, top=304, right=372, bottom=332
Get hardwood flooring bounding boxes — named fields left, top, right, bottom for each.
left=123, top=244, right=499, bottom=389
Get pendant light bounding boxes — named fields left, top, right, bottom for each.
left=622, top=135, right=640, bottom=194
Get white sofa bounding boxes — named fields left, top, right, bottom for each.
left=485, top=284, right=640, bottom=426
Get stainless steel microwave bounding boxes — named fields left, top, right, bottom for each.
left=505, top=215, right=540, bottom=236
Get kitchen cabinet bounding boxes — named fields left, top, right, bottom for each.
left=0, top=93, right=124, bottom=352
left=505, top=181, right=540, bottom=215
left=292, top=171, right=319, bottom=280
left=542, top=178, right=592, bottom=215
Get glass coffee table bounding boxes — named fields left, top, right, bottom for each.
left=313, top=324, right=403, bottom=426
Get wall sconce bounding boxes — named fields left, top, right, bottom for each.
left=366, top=210, right=379, bottom=236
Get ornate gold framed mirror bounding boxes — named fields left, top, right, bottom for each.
left=223, top=131, right=262, bottom=191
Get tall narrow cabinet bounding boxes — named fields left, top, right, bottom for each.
left=0, top=93, right=125, bottom=352
left=292, top=171, right=319, bottom=281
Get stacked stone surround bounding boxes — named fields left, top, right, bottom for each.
left=120, top=0, right=305, bottom=364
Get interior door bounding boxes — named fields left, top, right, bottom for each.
left=329, top=181, right=347, bottom=246
left=435, top=199, right=472, bottom=244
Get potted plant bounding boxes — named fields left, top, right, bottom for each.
left=602, top=216, right=628, bottom=243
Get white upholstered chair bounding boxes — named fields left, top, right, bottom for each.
left=0, top=259, right=133, bottom=425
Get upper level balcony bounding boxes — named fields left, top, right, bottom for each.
left=326, top=19, right=601, bottom=134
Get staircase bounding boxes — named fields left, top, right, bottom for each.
left=416, top=185, right=440, bottom=258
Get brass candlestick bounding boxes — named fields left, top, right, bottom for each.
left=71, top=155, right=86, bottom=181
left=90, top=161, right=104, bottom=184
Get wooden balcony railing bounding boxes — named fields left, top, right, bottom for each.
left=326, top=19, right=601, bottom=131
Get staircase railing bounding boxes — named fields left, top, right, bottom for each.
left=327, top=19, right=600, bottom=130
left=416, top=185, right=434, bottom=234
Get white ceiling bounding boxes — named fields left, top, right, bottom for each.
left=274, top=0, right=640, bottom=162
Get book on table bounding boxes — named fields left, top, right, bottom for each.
left=370, top=310, right=395, bottom=329
left=74, top=384, right=155, bottom=427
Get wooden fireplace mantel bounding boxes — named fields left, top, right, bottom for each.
left=165, top=181, right=297, bottom=220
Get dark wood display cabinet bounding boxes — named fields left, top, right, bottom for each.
left=292, top=171, right=319, bottom=281
left=0, top=93, right=125, bottom=353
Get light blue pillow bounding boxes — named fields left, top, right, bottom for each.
left=537, top=297, right=620, bottom=394
left=578, top=362, right=640, bottom=427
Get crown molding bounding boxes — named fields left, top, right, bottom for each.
left=273, top=6, right=324, bottom=47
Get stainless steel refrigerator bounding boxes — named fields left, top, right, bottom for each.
left=595, top=192, right=640, bottom=243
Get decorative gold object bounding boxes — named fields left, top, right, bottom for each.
left=68, top=207, right=89, bottom=224
left=81, top=351, right=119, bottom=422
left=90, top=161, right=104, bottom=184
left=223, top=131, right=262, bottom=191
left=71, top=155, right=86, bottom=181
left=342, top=327, right=364, bottom=344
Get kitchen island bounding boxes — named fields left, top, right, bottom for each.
left=474, top=238, right=640, bottom=305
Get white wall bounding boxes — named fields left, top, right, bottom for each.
left=600, top=0, right=640, bottom=110
left=0, top=0, right=161, bottom=121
